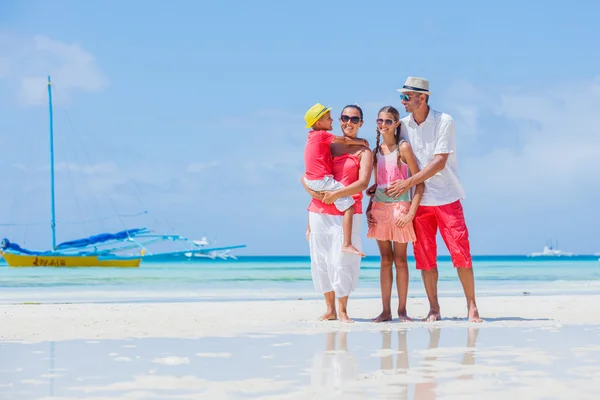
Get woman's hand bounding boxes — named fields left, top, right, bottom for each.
left=396, top=212, right=415, bottom=228
left=307, top=187, right=324, bottom=201
left=321, top=191, right=339, bottom=205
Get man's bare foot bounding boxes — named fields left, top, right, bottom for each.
left=468, top=305, right=482, bottom=323
left=372, top=311, right=392, bottom=323
left=342, top=244, right=366, bottom=257
left=398, top=309, right=412, bottom=322
left=423, top=309, right=441, bottom=322
left=319, top=310, right=337, bottom=321
left=339, top=312, right=354, bottom=323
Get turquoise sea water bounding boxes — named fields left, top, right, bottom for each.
left=1, top=255, right=599, bottom=303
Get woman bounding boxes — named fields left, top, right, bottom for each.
left=302, top=104, right=372, bottom=323
left=366, top=106, right=424, bottom=322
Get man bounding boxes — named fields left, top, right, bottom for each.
left=384, top=77, right=481, bottom=322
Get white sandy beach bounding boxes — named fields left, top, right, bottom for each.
left=3, top=295, right=600, bottom=399
left=2, top=294, right=599, bottom=342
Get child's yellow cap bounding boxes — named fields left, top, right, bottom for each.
left=304, top=103, right=331, bottom=128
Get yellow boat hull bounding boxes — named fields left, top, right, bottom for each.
left=1, top=252, right=141, bottom=268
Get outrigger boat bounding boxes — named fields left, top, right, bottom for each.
left=0, top=77, right=245, bottom=267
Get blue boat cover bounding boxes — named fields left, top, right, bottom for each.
left=55, top=228, right=147, bottom=250
left=1, top=228, right=148, bottom=255
left=0, top=238, right=53, bottom=255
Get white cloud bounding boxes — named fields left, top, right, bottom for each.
left=445, top=75, right=600, bottom=197
left=0, top=31, right=109, bottom=106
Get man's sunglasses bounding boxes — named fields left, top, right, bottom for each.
left=340, top=115, right=361, bottom=124
left=400, top=92, right=424, bottom=102
left=376, top=118, right=395, bottom=126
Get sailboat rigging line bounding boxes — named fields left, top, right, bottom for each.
left=61, top=109, right=167, bottom=234
left=12, top=111, right=37, bottom=245
left=60, top=109, right=105, bottom=229
left=62, top=109, right=126, bottom=230
left=56, top=111, right=88, bottom=233
left=0, top=210, right=149, bottom=227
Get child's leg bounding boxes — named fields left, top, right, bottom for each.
left=393, top=242, right=411, bottom=321
left=373, top=239, right=394, bottom=322
left=341, top=207, right=365, bottom=257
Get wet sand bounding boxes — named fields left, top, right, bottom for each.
left=2, top=295, right=600, bottom=399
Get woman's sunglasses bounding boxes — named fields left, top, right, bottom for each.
left=340, top=115, right=361, bottom=124
left=376, top=118, right=395, bottom=126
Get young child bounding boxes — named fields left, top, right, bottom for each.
left=303, top=103, right=368, bottom=257
left=366, top=106, right=424, bottom=322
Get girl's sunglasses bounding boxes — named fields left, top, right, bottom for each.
left=376, top=118, right=395, bottom=126
left=340, top=115, right=361, bottom=124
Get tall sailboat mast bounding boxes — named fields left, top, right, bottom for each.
left=48, top=76, right=57, bottom=250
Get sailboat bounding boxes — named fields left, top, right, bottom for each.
left=1, top=77, right=245, bottom=267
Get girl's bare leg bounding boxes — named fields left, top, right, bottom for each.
left=393, top=242, right=411, bottom=321
left=373, top=240, right=394, bottom=322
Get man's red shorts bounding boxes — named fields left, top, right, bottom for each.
left=413, top=200, right=473, bottom=270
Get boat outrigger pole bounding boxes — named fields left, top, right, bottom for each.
left=48, top=76, right=57, bottom=250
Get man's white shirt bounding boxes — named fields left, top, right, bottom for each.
left=401, top=108, right=466, bottom=206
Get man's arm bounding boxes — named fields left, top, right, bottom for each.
left=405, top=153, right=448, bottom=187
left=385, top=117, right=455, bottom=198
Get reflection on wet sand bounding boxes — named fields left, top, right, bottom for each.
left=310, top=331, right=361, bottom=395
left=312, top=327, right=480, bottom=399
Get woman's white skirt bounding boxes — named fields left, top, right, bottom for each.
left=308, top=212, right=362, bottom=298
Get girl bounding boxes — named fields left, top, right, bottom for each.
left=366, top=106, right=424, bottom=322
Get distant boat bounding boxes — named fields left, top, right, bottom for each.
left=528, top=241, right=573, bottom=257
left=0, top=76, right=245, bottom=267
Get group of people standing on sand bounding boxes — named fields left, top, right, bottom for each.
left=302, top=77, right=482, bottom=324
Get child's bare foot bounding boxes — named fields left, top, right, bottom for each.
left=372, top=311, right=392, bottom=323
left=342, top=244, right=366, bottom=257
left=319, top=310, right=337, bottom=321
left=339, top=312, right=354, bottom=323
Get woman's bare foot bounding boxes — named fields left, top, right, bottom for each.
left=468, top=305, right=482, bottom=323
left=398, top=309, right=412, bottom=322
left=341, top=244, right=366, bottom=257
left=339, top=312, right=354, bottom=323
left=319, top=310, right=337, bottom=321
left=423, top=309, right=441, bottom=322
left=372, top=311, right=392, bottom=323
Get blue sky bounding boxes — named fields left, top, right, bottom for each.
left=1, top=0, right=599, bottom=256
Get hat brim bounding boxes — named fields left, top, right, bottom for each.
left=397, top=88, right=431, bottom=95
left=305, top=107, right=332, bottom=128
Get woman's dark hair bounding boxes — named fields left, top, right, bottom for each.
left=341, top=104, right=364, bottom=121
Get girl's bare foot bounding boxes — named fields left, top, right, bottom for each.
left=339, top=312, right=354, bottom=323
left=468, top=305, right=482, bottom=323
left=372, top=311, right=392, bottom=323
left=341, top=244, right=366, bottom=257
left=423, top=309, right=441, bottom=322
left=398, top=309, right=412, bottom=322
left=319, top=310, right=337, bottom=321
